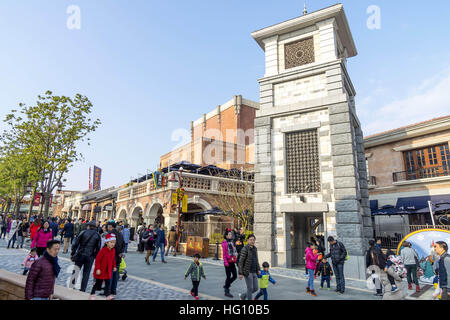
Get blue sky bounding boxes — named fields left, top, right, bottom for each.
left=0, top=0, right=449, bottom=191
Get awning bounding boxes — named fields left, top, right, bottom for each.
left=396, top=195, right=450, bottom=212
left=371, top=205, right=411, bottom=216
left=82, top=204, right=91, bottom=211
left=192, top=207, right=224, bottom=216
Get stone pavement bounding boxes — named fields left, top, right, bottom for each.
left=0, top=238, right=434, bottom=300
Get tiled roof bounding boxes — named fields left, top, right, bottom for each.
left=364, top=115, right=450, bottom=140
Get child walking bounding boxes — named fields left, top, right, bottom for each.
left=254, top=262, right=276, bottom=300
left=21, top=248, right=38, bottom=276
left=317, top=257, right=333, bottom=290
left=90, top=233, right=117, bottom=300
left=184, top=253, right=206, bottom=300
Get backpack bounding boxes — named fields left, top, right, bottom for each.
left=388, top=255, right=407, bottom=278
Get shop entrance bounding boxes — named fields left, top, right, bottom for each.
left=287, top=212, right=324, bottom=268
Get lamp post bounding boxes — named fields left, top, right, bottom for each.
left=169, top=167, right=184, bottom=253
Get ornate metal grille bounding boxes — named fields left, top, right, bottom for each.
left=285, top=129, right=320, bottom=193
left=284, top=37, right=315, bottom=69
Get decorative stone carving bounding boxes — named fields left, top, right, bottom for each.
left=284, top=37, right=315, bottom=69
left=285, top=129, right=320, bottom=193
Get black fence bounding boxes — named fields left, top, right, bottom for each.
left=393, top=165, right=450, bottom=182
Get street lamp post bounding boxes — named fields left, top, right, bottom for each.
left=169, top=167, right=184, bottom=253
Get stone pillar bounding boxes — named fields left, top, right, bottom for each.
left=253, top=117, right=275, bottom=265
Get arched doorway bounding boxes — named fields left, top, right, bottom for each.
left=130, top=206, right=143, bottom=228
left=147, top=202, right=164, bottom=227
left=117, top=209, right=127, bottom=222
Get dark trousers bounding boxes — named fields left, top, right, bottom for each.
left=332, top=262, right=345, bottom=292
left=23, top=268, right=29, bottom=276
left=110, top=269, right=119, bottom=294
left=224, top=263, right=237, bottom=289
left=387, top=274, right=396, bottom=286
left=254, top=288, right=268, bottom=300
left=0, top=227, right=6, bottom=239
left=91, top=278, right=111, bottom=296
left=321, top=275, right=331, bottom=288
left=7, top=233, right=17, bottom=248
left=191, top=280, right=200, bottom=297
left=74, top=255, right=95, bottom=292
left=405, top=264, right=418, bottom=285
left=36, top=247, right=46, bottom=257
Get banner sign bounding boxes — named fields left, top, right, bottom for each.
left=182, top=194, right=188, bottom=213
left=93, top=166, right=102, bottom=191
left=33, top=193, right=41, bottom=206
left=172, top=193, right=178, bottom=206
left=152, top=171, right=165, bottom=188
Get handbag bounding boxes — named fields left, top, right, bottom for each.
left=228, top=255, right=237, bottom=264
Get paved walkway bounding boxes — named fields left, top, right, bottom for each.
left=0, top=238, right=433, bottom=300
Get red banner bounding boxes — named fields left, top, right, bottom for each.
left=33, top=193, right=41, bottom=206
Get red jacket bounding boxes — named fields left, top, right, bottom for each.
left=93, top=246, right=116, bottom=280
left=30, top=223, right=41, bottom=240
left=25, top=256, right=56, bottom=300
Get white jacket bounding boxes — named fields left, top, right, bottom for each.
left=8, top=220, right=19, bottom=237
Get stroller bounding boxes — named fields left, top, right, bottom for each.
left=119, top=257, right=128, bottom=281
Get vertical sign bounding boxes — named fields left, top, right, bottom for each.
left=182, top=194, right=188, bottom=213
left=93, top=166, right=102, bottom=191
left=33, top=193, right=42, bottom=206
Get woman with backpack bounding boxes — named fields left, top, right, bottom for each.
left=401, top=241, right=421, bottom=293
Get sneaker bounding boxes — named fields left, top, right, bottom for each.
left=391, top=286, right=399, bottom=293
left=225, top=292, right=233, bottom=298
left=89, top=294, right=96, bottom=300
left=415, top=285, right=420, bottom=293
left=195, top=296, right=199, bottom=300
left=306, top=287, right=311, bottom=293
left=162, top=261, right=167, bottom=264
left=190, top=291, right=194, bottom=297
left=310, top=290, right=317, bottom=297
left=106, top=295, right=115, bottom=300
left=408, top=284, right=412, bottom=290
left=338, top=291, right=344, bottom=294
left=239, top=293, right=245, bottom=300
left=327, top=288, right=331, bottom=291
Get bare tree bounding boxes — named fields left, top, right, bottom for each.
left=210, top=168, right=254, bottom=232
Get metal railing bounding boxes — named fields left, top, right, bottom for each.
left=409, top=225, right=450, bottom=232
left=375, top=234, right=403, bottom=250
left=393, top=165, right=450, bottom=182
left=179, top=221, right=236, bottom=243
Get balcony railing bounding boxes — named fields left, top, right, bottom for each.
left=393, top=165, right=450, bottom=182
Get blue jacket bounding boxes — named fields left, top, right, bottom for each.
left=49, top=222, right=58, bottom=238
left=62, top=222, right=74, bottom=238
left=155, top=228, right=165, bottom=246
left=122, top=228, right=130, bottom=243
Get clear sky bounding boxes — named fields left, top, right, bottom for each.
left=1, top=0, right=449, bottom=191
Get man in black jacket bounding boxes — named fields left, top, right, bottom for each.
left=70, top=221, right=101, bottom=292
left=107, top=222, right=125, bottom=296
left=324, top=236, right=347, bottom=294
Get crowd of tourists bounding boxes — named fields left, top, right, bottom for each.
left=1, top=212, right=449, bottom=301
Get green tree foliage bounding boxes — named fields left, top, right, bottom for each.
left=0, top=91, right=100, bottom=217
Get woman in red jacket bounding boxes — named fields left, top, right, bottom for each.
left=90, top=233, right=117, bottom=300
left=29, top=219, right=41, bottom=242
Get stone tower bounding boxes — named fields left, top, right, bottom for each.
left=251, top=4, right=372, bottom=279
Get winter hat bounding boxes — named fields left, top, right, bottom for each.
left=105, top=233, right=116, bottom=243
